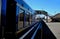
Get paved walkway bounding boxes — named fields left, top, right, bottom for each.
left=46, top=22, right=60, bottom=39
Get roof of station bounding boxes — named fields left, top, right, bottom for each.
left=35, top=10, right=48, bottom=16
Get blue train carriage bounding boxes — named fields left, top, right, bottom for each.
left=15, top=0, right=35, bottom=31
left=1, top=0, right=35, bottom=38
left=0, top=0, right=1, bottom=38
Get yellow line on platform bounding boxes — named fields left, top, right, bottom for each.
left=16, top=26, right=30, bottom=34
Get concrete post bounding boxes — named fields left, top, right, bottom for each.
left=46, top=16, right=48, bottom=22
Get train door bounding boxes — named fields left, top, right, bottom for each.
left=17, top=8, right=25, bottom=31
left=0, top=0, right=1, bottom=38
left=2, top=0, right=17, bottom=38
left=25, top=12, right=30, bottom=26
left=16, top=3, right=27, bottom=31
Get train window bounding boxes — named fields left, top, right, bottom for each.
left=18, top=9, right=24, bottom=30
left=16, top=4, right=33, bottom=32
left=25, top=12, right=30, bottom=27
left=17, top=10, right=31, bottom=30
left=25, top=12, right=32, bottom=26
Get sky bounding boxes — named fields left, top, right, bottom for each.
left=24, top=0, right=60, bottom=16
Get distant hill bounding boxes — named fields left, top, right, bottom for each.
left=51, top=13, right=60, bottom=22
left=53, top=13, right=60, bottom=18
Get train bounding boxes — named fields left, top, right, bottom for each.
left=1, top=0, right=36, bottom=38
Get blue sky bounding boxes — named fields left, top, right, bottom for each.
left=24, top=0, right=60, bottom=16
